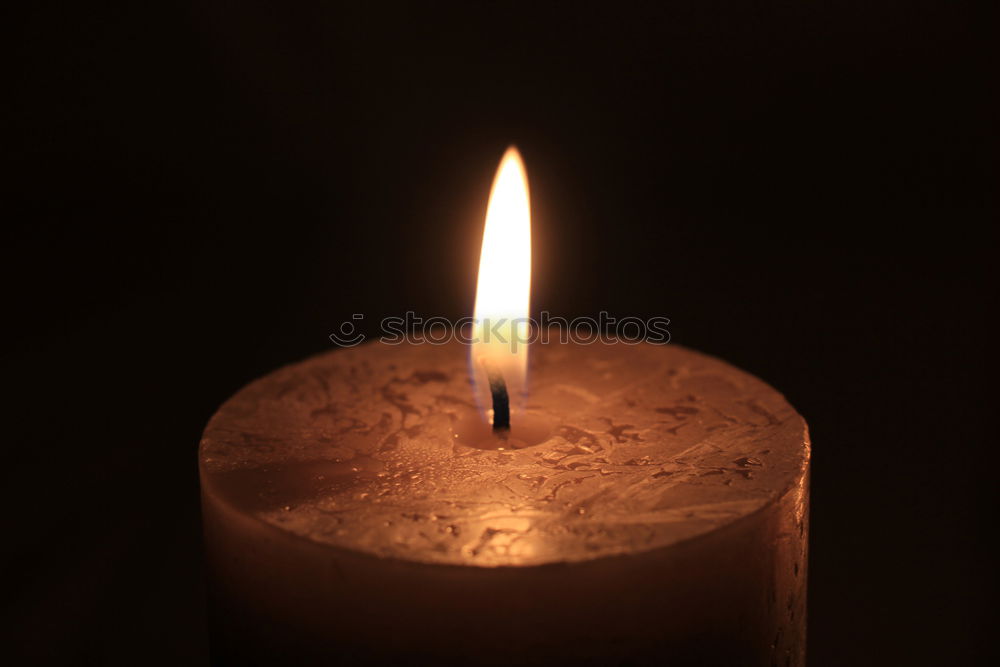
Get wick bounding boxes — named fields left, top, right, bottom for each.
left=481, top=359, right=510, bottom=433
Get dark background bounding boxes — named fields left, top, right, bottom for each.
left=6, top=1, right=993, bottom=664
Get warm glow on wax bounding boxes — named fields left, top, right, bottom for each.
left=472, top=146, right=531, bottom=417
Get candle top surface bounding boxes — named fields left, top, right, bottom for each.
left=200, top=341, right=809, bottom=567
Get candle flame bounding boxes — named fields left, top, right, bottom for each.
left=471, top=146, right=531, bottom=420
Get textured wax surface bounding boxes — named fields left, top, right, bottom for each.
left=200, top=341, right=809, bottom=566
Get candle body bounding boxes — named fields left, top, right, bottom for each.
left=200, top=340, right=809, bottom=665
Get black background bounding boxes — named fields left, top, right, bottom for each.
left=7, top=1, right=993, bottom=665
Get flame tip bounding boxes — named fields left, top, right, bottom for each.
left=502, top=145, right=523, bottom=160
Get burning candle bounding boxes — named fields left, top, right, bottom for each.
left=200, top=148, right=810, bottom=666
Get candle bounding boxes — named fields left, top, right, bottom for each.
left=200, top=149, right=810, bottom=666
